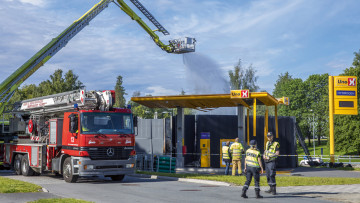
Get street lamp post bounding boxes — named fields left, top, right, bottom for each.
left=312, top=113, right=315, bottom=157
left=310, top=109, right=315, bottom=157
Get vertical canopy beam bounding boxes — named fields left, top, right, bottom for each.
left=247, top=108, right=250, bottom=145
left=253, top=99, right=257, bottom=137
left=275, top=105, right=279, bottom=138
left=237, top=105, right=245, bottom=145
left=176, top=107, right=184, bottom=168
left=264, top=106, right=269, bottom=150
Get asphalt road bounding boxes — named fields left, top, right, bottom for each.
left=0, top=172, right=337, bottom=203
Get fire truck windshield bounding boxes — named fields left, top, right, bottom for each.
left=80, top=112, right=132, bottom=134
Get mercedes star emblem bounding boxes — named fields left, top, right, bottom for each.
left=107, top=148, right=115, bottom=157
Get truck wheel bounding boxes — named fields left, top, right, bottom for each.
left=110, top=175, right=125, bottom=181
left=14, top=154, right=23, bottom=175
left=21, top=155, right=34, bottom=176
left=63, top=157, right=78, bottom=183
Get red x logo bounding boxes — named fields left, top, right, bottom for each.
left=241, top=90, right=249, bottom=98
left=348, top=78, right=356, bottom=86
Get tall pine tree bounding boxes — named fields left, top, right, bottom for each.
left=114, top=75, right=127, bottom=107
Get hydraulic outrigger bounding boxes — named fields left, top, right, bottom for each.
left=0, top=0, right=196, bottom=116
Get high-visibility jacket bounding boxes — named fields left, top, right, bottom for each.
left=264, top=141, right=280, bottom=161
left=230, top=142, right=244, bottom=160
left=245, top=148, right=261, bottom=168
left=222, top=146, right=231, bottom=160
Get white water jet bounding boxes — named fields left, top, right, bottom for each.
left=183, top=53, right=229, bottom=94
left=183, top=53, right=235, bottom=115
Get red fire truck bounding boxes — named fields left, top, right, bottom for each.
left=0, top=0, right=195, bottom=182
left=2, top=89, right=136, bottom=182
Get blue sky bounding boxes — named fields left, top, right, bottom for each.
left=1, top=0, right=360, bottom=102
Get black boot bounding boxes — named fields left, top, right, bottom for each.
left=255, top=190, right=263, bottom=199
left=272, top=185, right=276, bottom=195
left=241, top=189, right=248, bottom=198
left=265, top=186, right=272, bottom=193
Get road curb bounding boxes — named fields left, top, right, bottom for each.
left=177, top=178, right=231, bottom=186
left=130, top=174, right=231, bottom=186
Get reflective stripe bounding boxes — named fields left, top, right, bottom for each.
left=265, top=141, right=279, bottom=161
left=245, top=148, right=260, bottom=168
left=269, top=183, right=276, bottom=186
left=230, top=142, right=244, bottom=160
left=222, top=146, right=230, bottom=159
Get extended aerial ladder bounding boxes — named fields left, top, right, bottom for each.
left=0, top=0, right=196, bottom=117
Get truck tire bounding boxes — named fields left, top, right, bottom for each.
left=109, top=175, right=125, bottom=181
left=14, top=154, right=23, bottom=175
left=21, top=154, right=34, bottom=176
left=63, top=157, right=78, bottom=183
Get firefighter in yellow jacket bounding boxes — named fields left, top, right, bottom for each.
left=230, top=138, right=244, bottom=176
left=222, top=141, right=231, bottom=175
left=241, top=140, right=264, bottom=199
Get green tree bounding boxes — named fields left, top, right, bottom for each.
left=10, top=69, right=83, bottom=103
left=272, top=72, right=312, bottom=146
left=128, top=89, right=194, bottom=119
left=303, top=74, right=329, bottom=146
left=127, top=91, right=154, bottom=118
left=64, top=70, right=84, bottom=91
left=114, top=75, right=127, bottom=107
left=334, top=50, right=360, bottom=154
left=37, top=69, right=84, bottom=96
left=229, top=59, right=259, bottom=91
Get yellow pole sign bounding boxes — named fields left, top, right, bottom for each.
left=333, top=76, right=358, bottom=115
left=329, top=76, right=358, bottom=163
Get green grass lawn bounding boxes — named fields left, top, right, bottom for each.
left=296, top=139, right=329, bottom=157
left=28, top=198, right=92, bottom=203
left=0, top=176, right=42, bottom=193
left=296, top=139, right=360, bottom=163
left=138, top=171, right=360, bottom=186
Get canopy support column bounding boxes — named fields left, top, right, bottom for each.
left=176, top=107, right=184, bottom=168
left=264, top=106, right=268, bottom=150
left=237, top=105, right=245, bottom=145
left=247, top=108, right=250, bottom=145
left=275, top=105, right=279, bottom=138
left=253, top=99, right=257, bottom=137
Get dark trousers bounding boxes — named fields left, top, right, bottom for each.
left=242, top=166, right=260, bottom=191
left=224, top=160, right=231, bottom=175
left=265, top=161, right=276, bottom=186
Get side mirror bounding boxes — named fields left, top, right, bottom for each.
left=133, top=116, right=138, bottom=136
left=68, top=113, right=78, bottom=133
left=133, top=116, right=138, bottom=128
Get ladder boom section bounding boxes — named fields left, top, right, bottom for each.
left=0, top=0, right=196, bottom=116
left=0, top=0, right=112, bottom=115
left=115, top=0, right=196, bottom=54
left=16, top=89, right=113, bottom=115
left=129, top=0, right=169, bottom=35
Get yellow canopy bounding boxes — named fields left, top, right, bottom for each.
left=131, top=92, right=285, bottom=109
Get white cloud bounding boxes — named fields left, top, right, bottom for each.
left=1, top=0, right=360, bottom=101
left=145, top=85, right=178, bottom=96
left=326, top=61, right=348, bottom=70
left=6, top=0, right=46, bottom=7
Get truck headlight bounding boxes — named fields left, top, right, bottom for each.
left=84, top=165, right=94, bottom=170
left=126, top=164, right=134, bottom=168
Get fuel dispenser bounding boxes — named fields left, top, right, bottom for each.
left=200, top=132, right=210, bottom=167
